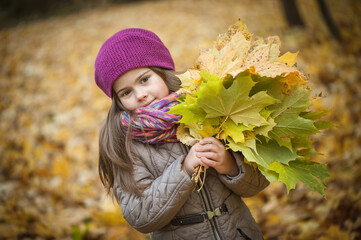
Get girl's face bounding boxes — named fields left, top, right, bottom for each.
left=113, top=67, right=170, bottom=111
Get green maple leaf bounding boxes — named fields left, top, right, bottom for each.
left=227, top=137, right=297, bottom=168
left=314, top=120, right=334, bottom=130
left=197, top=71, right=276, bottom=127
left=269, top=116, right=317, bottom=151
left=291, top=135, right=313, bottom=149
left=168, top=95, right=206, bottom=124
left=271, top=87, right=311, bottom=119
left=297, top=147, right=321, bottom=160
left=300, top=110, right=329, bottom=120
left=268, top=87, right=318, bottom=150
left=223, top=119, right=254, bottom=143
left=250, top=75, right=283, bottom=99
left=254, top=116, right=276, bottom=139
left=272, top=115, right=317, bottom=136
left=257, top=165, right=279, bottom=182
left=290, top=159, right=330, bottom=181
left=268, top=160, right=329, bottom=195
left=187, top=118, right=220, bottom=139
left=256, top=137, right=298, bottom=166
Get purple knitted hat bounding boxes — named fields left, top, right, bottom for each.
left=95, top=28, right=175, bottom=98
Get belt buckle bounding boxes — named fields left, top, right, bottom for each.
left=206, top=207, right=222, bottom=220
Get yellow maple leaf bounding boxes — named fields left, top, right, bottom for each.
left=195, top=20, right=305, bottom=81
left=176, top=69, right=201, bottom=93
left=196, top=122, right=217, bottom=138
left=215, top=20, right=252, bottom=50
left=248, top=66, right=258, bottom=75
left=279, top=51, right=299, bottom=67
left=176, top=124, right=198, bottom=146
left=280, top=72, right=309, bottom=94
left=195, top=21, right=252, bottom=78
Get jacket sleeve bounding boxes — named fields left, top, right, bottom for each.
left=218, top=151, right=269, bottom=197
left=116, top=154, right=195, bottom=233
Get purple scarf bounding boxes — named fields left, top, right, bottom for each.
left=120, top=92, right=182, bottom=144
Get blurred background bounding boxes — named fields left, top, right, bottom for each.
left=0, top=0, right=360, bottom=239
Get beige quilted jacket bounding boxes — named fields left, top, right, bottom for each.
left=116, top=141, right=269, bottom=240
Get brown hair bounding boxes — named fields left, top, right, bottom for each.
left=98, top=67, right=181, bottom=199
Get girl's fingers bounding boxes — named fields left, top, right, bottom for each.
left=196, top=151, right=218, bottom=160
left=196, top=142, right=223, bottom=153
left=201, top=163, right=210, bottom=170
left=197, top=137, right=222, bottom=149
left=195, top=144, right=214, bottom=153
left=200, top=137, right=224, bottom=148
left=199, top=137, right=219, bottom=145
left=200, top=157, right=217, bottom=168
left=195, top=160, right=210, bottom=170
left=191, top=150, right=210, bottom=169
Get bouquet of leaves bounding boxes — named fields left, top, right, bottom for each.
left=169, top=21, right=331, bottom=195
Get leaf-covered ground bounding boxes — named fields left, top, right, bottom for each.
left=0, top=0, right=360, bottom=239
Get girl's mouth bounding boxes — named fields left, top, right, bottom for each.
left=143, top=99, right=157, bottom=108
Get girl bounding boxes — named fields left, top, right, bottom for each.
left=95, top=28, right=269, bottom=240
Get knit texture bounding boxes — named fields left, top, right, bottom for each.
left=95, top=28, right=175, bottom=98
left=120, top=93, right=182, bottom=144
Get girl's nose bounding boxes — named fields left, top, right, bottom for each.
left=135, top=90, right=148, bottom=100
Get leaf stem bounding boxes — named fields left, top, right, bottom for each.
left=216, top=116, right=229, bottom=138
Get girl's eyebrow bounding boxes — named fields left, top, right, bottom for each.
left=116, top=70, right=151, bottom=95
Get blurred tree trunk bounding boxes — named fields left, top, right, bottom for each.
left=316, top=0, right=342, bottom=41
left=281, top=0, right=305, bottom=27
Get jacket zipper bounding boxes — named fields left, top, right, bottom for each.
left=198, top=183, right=223, bottom=240
left=183, top=145, right=223, bottom=240
left=203, top=185, right=224, bottom=240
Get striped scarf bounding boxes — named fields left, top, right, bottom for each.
left=120, top=92, right=182, bottom=144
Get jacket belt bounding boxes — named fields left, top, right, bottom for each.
left=171, top=203, right=228, bottom=226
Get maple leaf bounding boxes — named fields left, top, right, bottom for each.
left=176, top=124, right=199, bottom=146
left=222, top=118, right=254, bottom=143
left=169, top=20, right=331, bottom=196
left=269, top=87, right=318, bottom=150
left=300, top=110, right=329, bottom=120
left=268, top=160, right=329, bottom=195
left=278, top=51, right=299, bottom=67
left=168, top=95, right=206, bottom=124
left=227, top=137, right=297, bottom=169
left=197, top=71, right=276, bottom=127
left=176, top=69, right=202, bottom=93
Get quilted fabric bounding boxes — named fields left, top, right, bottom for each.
left=116, top=141, right=269, bottom=240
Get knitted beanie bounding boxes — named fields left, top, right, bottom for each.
left=95, top=28, right=175, bottom=98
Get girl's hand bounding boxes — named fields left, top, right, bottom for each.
left=195, top=137, right=239, bottom=177
left=182, top=143, right=209, bottom=176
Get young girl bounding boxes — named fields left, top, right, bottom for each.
left=95, top=28, right=269, bottom=240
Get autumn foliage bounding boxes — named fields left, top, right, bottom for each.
left=0, top=0, right=360, bottom=239
left=169, top=21, right=330, bottom=195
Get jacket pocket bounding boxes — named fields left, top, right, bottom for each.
left=237, top=228, right=252, bottom=240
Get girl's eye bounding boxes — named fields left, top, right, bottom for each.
left=120, top=90, right=131, bottom=97
left=140, top=76, right=149, bottom=84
